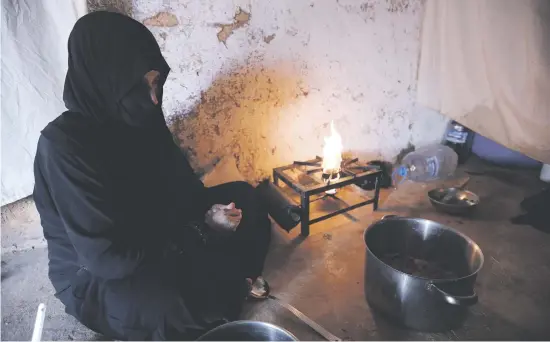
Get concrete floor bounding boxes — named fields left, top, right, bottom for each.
left=2, top=158, right=550, bottom=340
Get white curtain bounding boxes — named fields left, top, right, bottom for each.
left=417, top=0, right=550, bottom=163
left=1, top=0, right=86, bottom=205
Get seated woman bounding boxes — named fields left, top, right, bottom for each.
left=33, top=11, right=271, bottom=341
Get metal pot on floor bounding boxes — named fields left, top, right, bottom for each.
left=197, top=321, right=298, bottom=341
left=363, top=215, right=484, bottom=332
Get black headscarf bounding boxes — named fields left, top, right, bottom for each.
left=63, top=11, right=170, bottom=127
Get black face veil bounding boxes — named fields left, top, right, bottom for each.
left=63, top=11, right=170, bottom=127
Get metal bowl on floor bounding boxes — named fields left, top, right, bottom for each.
left=428, top=187, right=479, bottom=215
left=197, top=321, right=298, bottom=341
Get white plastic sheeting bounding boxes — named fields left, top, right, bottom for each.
left=1, top=0, right=86, bottom=205
left=417, top=0, right=550, bottom=163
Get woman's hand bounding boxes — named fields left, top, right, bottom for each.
left=204, top=202, right=242, bottom=233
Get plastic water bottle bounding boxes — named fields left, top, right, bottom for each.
left=395, top=145, right=458, bottom=183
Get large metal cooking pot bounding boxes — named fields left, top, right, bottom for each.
left=364, top=215, right=484, bottom=332
left=196, top=321, right=298, bottom=341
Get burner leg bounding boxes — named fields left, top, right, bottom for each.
left=300, top=193, right=310, bottom=236
left=373, top=175, right=381, bottom=211
left=273, top=171, right=279, bottom=186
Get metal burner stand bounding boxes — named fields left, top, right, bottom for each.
left=273, top=157, right=382, bottom=236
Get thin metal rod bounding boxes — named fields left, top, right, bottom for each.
left=309, top=199, right=374, bottom=225
left=273, top=170, right=279, bottom=186
left=306, top=167, right=323, bottom=174
left=301, top=194, right=310, bottom=236
left=373, top=175, right=381, bottom=211
left=31, top=303, right=46, bottom=342
left=293, top=156, right=322, bottom=166
left=342, top=157, right=359, bottom=166
left=268, top=295, right=342, bottom=341
left=294, top=161, right=320, bottom=166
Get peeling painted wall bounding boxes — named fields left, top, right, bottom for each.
left=130, top=0, right=448, bottom=182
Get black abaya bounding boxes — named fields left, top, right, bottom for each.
left=33, top=11, right=271, bottom=340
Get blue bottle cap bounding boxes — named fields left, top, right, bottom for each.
left=398, top=166, right=408, bottom=177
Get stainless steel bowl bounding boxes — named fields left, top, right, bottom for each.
left=197, top=320, right=298, bottom=341
left=428, top=187, right=479, bottom=215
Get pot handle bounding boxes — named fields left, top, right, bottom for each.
left=381, top=214, right=399, bottom=220
left=430, top=283, right=478, bottom=306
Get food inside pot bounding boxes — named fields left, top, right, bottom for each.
left=380, top=253, right=458, bottom=279
left=432, top=191, right=475, bottom=206
left=444, top=196, right=472, bottom=206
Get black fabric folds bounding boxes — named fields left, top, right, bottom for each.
left=33, top=12, right=271, bottom=340
left=35, top=11, right=208, bottom=285
left=33, top=9, right=206, bottom=333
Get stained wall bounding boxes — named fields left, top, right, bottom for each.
left=102, top=0, right=448, bottom=181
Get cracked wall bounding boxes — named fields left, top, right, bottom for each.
left=132, top=0, right=448, bottom=183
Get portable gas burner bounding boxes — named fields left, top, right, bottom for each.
left=273, top=156, right=382, bottom=236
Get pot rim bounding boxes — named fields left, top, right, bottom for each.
left=364, top=216, right=485, bottom=282
left=198, top=320, right=298, bottom=341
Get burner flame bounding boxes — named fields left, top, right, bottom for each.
left=322, top=121, right=343, bottom=175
